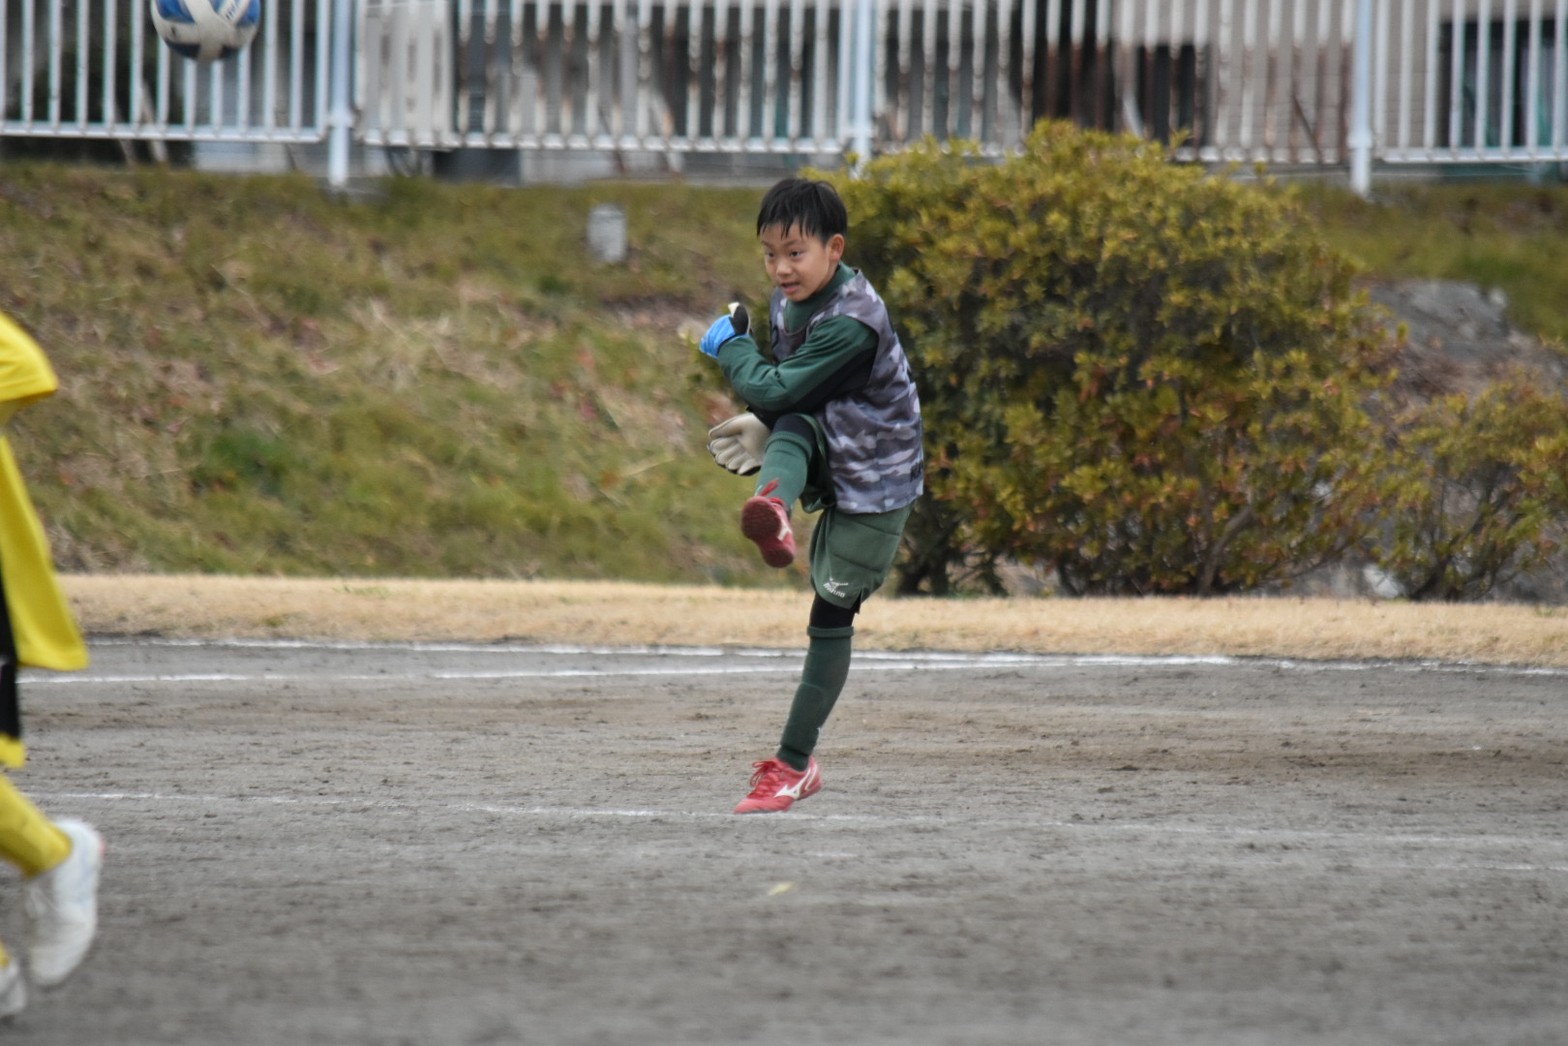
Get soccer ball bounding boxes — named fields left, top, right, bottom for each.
left=150, top=0, right=261, bottom=63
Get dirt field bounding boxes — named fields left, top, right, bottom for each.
left=3, top=634, right=1564, bottom=1045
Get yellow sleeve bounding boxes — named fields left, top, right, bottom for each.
left=0, top=312, right=59, bottom=410
left=0, top=439, right=86, bottom=672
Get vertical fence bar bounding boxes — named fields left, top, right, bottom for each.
left=1480, top=0, right=1496, bottom=154
left=1476, top=0, right=1492, bottom=153
left=1214, top=0, right=1233, bottom=157
left=1448, top=0, right=1462, bottom=154
left=920, top=0, right=936, bottom=137
left=1556, top=0, right=1567, bottom=151
left=101, top=0, right=117, bottom=129
left=1309, top=0, right=1326, bottom=159
left=815, top=0, right=829, bottom=148
left=516, top=0, right=534, bottom=139
left=1498, top=0, right=1512, bottom=153
left=74, top=0, right=88, bottom=127
left=780, top=0, right=796, bottom=145
left=131, top=1, right=151, bottom=149
left=1193, top=0, right=1211, bottom=155
left=1334, top=0, right=1353, bottom=160
left=943, top=0, right=959, bottom=135
left=329, top=0, right=352, bottom=186
left=46, top=0, right=61, bottom=126
left=1372, top=0, right=1389, bottom=160
left=739, top=0, right=757, bottom=142
left=20, top=0, right=35, bottom=126
left=587, top=0, right=603, bottom=143
left=1170, top=0, right=1188, bottom=150
left=1398, top=0, right=1423, bottom=151
left=1289, top=0, right=1309, bottom=158
left=476, top=0, right=494, bottom=137
left=680, top=0, right=697, bottom=145
left=1349, top=0, right=1373, bottom=195
left=295, top=0, right=311, bottom=133
left=1525, top=0, right=1542, bottom=157
left=1263, top=0, right=1283, bottom=158
left=1042, top=0, right=1059, bottom=123
left=1424, top=0, right=1440, bottom=151
left=835, top=0, right=851, bottom=144
left=567, top=0, right=584, bottom=142
left=235, top=10, right=253, bottom=133
left=208, top=44, right=227, bottom=133
left=1237, top=0, right=1256, bottom=154
left=635, top=0, right=652, bottom=140
left=852, top=0, right=872, bottom=161
left=617, top=0, right=635, bottom=143
left=258, top=0, right=275, bottom=133
left=1067, top=0, right=1084, bottom=128
left=1093, top=0, right=1110, bottom=128
left=971, top=0, right=988, bottom=140
left=455, top=0, right=471, bottom=136
left=1116, top=0, right=1135, bottom=135
left=154, top=23, right=170, bottom=129
left=0, top=0, right=10, bottom=127
left=761, top=0, right=778, bottom=143
left=1015, top=0, right=1033, bottom=142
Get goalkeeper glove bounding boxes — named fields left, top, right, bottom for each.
left=706, top=413, right=770, bottom=476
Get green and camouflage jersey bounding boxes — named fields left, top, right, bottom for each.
left=772, top=267, right=923, bottom=514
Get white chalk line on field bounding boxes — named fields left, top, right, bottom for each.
left=35, top=787, right=1568, bottom=875
left=26, top=636, right=1568, bottom=684
left=21, top=662, right=1007, bottom=686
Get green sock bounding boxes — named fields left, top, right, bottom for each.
left=757, top=430, right=811, bottom=509
left=777, top=626, right=853, bottom=769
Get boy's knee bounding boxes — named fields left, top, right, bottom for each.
left=772, top=414, right=816, bottom=444
left=808, top=594, right=859, bottom=636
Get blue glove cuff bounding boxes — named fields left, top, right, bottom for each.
left=699, top=303, right=751, bottom=359
left=699, top=316, right=737, bottom=358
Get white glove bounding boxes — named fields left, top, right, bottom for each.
left=706, top=413, right=770, bottom=476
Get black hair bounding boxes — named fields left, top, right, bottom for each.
left=756, top=177, right=848, bottom=242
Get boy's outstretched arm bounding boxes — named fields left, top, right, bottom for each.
left=696, top=303, right=876, bottom=417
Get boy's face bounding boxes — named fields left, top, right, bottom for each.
left=760, top=222, right=844, bottom=303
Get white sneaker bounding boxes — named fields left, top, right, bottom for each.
left=0, top=960, right=25, bottom=1018
left=23, top=819, right=103, bottom=987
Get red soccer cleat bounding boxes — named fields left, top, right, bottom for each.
left=741, top=479, right=796, bottom=568
left=734, top=756, right=822, bottom=814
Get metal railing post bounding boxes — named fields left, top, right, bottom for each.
left=328, top=0, right=356, bottom=189
left=1349, top=0, right=1376, bottom=197
left=851, top=0, right=875, bottom=171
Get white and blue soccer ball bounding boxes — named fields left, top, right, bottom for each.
left=150, top=0, right=261, bottom=63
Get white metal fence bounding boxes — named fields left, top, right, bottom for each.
left=3, top=1, right=1568, bottom=188
left=0, top=0, right=331, bottom=144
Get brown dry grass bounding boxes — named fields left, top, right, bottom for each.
left=62, top=573, right=1568, bottom=667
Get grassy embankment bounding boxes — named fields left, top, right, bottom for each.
left=5, top=165, right=1568, bottom=661
left=5, top=167, right=771, bottom=582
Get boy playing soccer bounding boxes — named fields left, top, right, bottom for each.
left=697, top=177, right=924, bottom=814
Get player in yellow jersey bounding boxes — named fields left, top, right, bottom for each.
left=0, top=310, right=103, bottom=1019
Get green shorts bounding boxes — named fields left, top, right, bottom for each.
left=808, top=503, right=914, bottom=609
